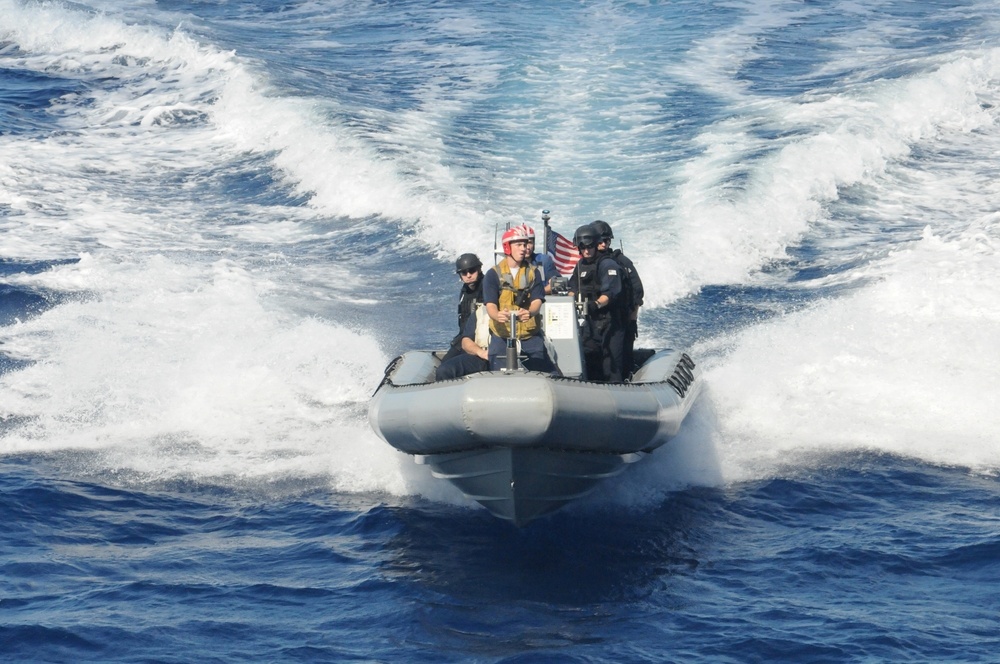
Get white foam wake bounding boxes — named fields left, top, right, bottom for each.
left=0, top=0, right=499, bottom=260
left=0, top=254, right=453, bottom=497
left=640, top=47, right=1000, bottom=307
left=700, top=217, right=1000, bottom=479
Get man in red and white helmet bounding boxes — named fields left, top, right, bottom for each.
left=482, top=224, right=556, bottom=372
left=513, top=223, right=559, bottom=291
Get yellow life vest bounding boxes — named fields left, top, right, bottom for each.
left=489, top=259, right=540, bottom=340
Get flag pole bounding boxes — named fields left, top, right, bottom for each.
left=540, top=209, right=551, bottom=257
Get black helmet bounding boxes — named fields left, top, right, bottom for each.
left=573, top=224, right=600, bottom=249
left=455, top=253, right=482, bottom=273
left=591, top=220, right=613, bottom=242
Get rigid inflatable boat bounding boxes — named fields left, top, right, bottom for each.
left=368, top=295, right=702, bottom=525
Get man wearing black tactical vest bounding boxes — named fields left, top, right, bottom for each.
left=569, top=223, right=626, bottom=382
left=591, top=220, right=644, bottom=379
left=441, top=252, right=484, bottom=363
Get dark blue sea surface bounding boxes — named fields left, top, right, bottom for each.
left=3, top=0, right=1000, bottom=661
left=3, top=454, right=998, bottom=662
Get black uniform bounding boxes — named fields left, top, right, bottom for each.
left=435, top=313, right=489, bottom=381
left=606, top=248, right=643, bottom=377
left=442, top=276, right=483, bottom=362
left=571, top=254, right=625, bottom=382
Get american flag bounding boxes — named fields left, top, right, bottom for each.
left=545, top=225, right=580, bottom=277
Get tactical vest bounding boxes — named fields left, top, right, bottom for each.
left=575, top=257, right=602, bottom=302
left=575, top=256, right=624, bottom=324
left=489, top=260, right=539, bottom=340
left=457, top=279, right=483, bottom=332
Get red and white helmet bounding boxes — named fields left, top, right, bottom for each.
left=501, top=224, right=535, bottom=255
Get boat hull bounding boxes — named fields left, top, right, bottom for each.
left=368, top=348, right=701, bottom=524
left=417, top=447, right=644, bottom=525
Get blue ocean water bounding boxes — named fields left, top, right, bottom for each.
left=2, top=0, right=1000, bottom=661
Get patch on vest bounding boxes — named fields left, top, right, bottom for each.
left=608, top=269, right=617, bottom=275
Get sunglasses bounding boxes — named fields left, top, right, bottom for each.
left=458, top=268, right=479, bottom=276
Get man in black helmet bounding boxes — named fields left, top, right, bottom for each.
left=441, top=253, right=484, bottom=363
left=435, top=298, right=490, bottom=380
left=569, top=223, right=625, bottom=382
left=591, top=220, right=644, bottom=379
